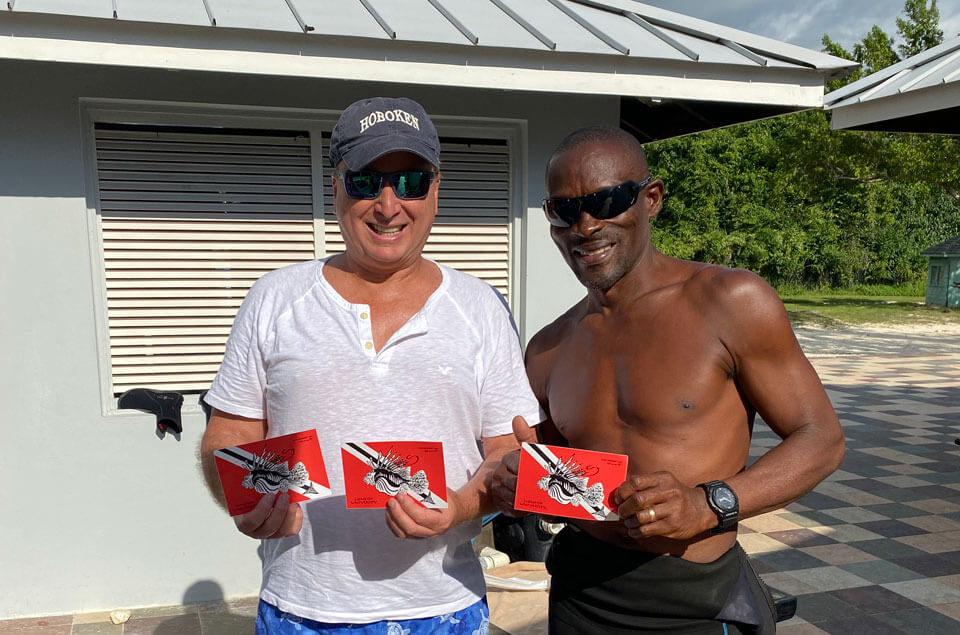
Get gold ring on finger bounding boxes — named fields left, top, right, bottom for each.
left=648, top=507, right=656, bottom=523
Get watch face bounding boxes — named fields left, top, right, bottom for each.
left=713, top=487, right=737, bottom=511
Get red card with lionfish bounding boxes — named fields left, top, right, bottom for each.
left=213, top=429, right=331, bottom=517
left=515, top=442, right=627, bottom=521
left=341, top=441, right=447, bottom=509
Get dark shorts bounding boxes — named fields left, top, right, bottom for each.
left=546, top=527, right=776, bottom=635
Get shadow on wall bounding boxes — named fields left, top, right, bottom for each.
left=151, top=580, right=256, bottom=634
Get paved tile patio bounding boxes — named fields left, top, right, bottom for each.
left=747, top=352, right=960, bottom=634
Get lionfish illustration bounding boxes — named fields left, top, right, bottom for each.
left=537, top=456, right=604, bottom=509
left=363, top=449, right=430, bottom=498
left=241, top=450, right=310, bottom=495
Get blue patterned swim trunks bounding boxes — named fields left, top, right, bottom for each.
left=256, top=597, right=489, bottom=635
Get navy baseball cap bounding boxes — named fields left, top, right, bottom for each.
left=329, top=97, right=440, bottom=170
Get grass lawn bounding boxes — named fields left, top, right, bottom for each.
left=780, top=293, right=960, bottom=327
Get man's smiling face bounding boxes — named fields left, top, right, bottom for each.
left=333, top=151, right=439, bottom=278
left=547, top=139, right=659, bottom=292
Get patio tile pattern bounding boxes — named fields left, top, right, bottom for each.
left=758, top=353, right=960, bottom=634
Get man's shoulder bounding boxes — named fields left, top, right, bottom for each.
left=682, top=263, right=791, bottom=346
left=438, top=262, right=494, bottom=290
left=245, top=259, right=323, bottom=306
left=258, top=259, right=322, bottom=285
left=437, top=263, right=510, bottom=309
left=527, top=299, right=585, bottom=356
left=685, top=263, right=777, bottom=307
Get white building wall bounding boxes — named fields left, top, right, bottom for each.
left=0, top=59, right=617, bottom=619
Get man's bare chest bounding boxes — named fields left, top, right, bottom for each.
left=544, top=322, right=735, bottom=443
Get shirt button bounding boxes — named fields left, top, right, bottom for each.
left=364, top=341, right=373, bottom=350
left=360, top=312, right=368, bottom=320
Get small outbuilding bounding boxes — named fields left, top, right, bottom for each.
left=921, top=235, right=960, bottom=307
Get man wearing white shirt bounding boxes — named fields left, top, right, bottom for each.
left=200, top=96, right=542, bottom=634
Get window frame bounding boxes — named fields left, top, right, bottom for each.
left=930, top=264, right=945, bottom=287
left=80, top=98, right=527, bottom=415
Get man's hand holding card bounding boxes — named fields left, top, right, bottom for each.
left=215, top=434, right=468, bottom=539
left=515, top=442, right=628, bottom=521
left=341, top=441, right=455, bottom=539
left=213, top=429, right=332, bottom=539
left=214, top=429, right=331, bottom=517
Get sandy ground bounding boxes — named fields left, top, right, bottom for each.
left=793, top=322, right=960, bottom=356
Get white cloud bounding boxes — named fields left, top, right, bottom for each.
left=750, top=0, right=837, bottom=46
left=941, top=11, right=960, bottom=37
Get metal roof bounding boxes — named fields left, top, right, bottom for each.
left=825, top=35, right=960, bottom=134
left=3, top=0, right=851, bottom=67
left=921, top=234, right=960, bottom=256
left=2, top=0, right=856, bottom=140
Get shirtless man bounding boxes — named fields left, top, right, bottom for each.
left=493, top=126, right=845, bottom=634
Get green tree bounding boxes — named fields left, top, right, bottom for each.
left=822, top=25, right=899, bottom=92
left=855, top=25, right=900, bottom=74
left=644, top=0, right=960, bottom=290
left=823, top=0, right=945, bottom=91
left=896, top=0, right=943, bottom=56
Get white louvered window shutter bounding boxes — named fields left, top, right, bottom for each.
left=323, top=138, right=512, bottom=299
left=95, top=125, right=317, bottom=395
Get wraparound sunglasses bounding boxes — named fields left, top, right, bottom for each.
left=336, top=169, right=438, bottom=200
left=542, top=176, right=652, bottom=228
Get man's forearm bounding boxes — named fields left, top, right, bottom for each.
left=458, top=456, right=504, bottom=520
left=451, top=436, right=518, bottom=525
left=731, top=422, right=845, bottom=520
left=199, top=408, right=269, bottom=513
left=199, top=446, right=229, bottom=511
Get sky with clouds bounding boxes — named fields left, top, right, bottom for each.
left=638, top=0, right=960, bottom=53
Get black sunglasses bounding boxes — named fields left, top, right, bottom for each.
left=336, top=169, right=438, bottom=200
left=542, top=177, right=652, bottom=228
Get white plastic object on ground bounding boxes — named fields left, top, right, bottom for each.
left=483, top=573, right=550, bottom=591
left=477, top=546, right=511, bottom=570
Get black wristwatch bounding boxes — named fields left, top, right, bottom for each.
left=697, top=480, right=739, bottom=534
